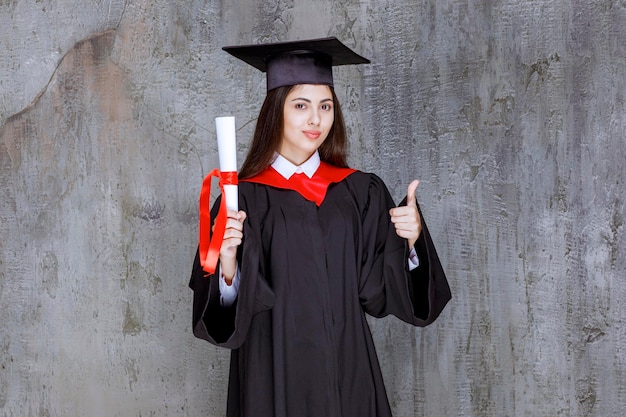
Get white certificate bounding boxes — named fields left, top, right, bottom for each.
left=215, top=116, right=238, bottom=211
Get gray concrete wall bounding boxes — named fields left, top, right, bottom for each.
left=1, top=0, right=624, bottom=416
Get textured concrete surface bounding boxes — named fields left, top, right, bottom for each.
left=1, top=0, right=625, bottom=416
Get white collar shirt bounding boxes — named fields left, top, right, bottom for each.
left=271, top=151, right=320, bottom=180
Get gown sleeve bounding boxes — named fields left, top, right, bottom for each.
left=357, top=175, right=451, bottom=326
left=189, top=195, right=275, bottom=349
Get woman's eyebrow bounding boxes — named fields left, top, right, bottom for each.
left=290, top=97, right=334, bottom=102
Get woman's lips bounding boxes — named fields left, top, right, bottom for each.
left=303, top=130, right=321, bottom=139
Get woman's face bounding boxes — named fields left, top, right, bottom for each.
left=279, top=84, right=334, bottom=165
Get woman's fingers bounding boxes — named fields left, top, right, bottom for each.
left=389, top=182, right=422, bottom=247
left=220, top=210, right=247, bottom=257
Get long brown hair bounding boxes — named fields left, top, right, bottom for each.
left=239, top=85, right=349, bottom=179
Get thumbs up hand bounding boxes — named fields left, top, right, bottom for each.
left=389, top=180, right=422, bottom=248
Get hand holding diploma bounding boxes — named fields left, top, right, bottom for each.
left=198, top=116, right=244, bottom=275
left=218, top=209, right=246, bottom=284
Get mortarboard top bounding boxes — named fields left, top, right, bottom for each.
left=222, top=37, right=370, bottom=91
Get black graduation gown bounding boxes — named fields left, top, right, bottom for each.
left=189, top=171, right=451, bottom=417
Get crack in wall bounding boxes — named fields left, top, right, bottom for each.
left=1, top=0, right=130, bottom=130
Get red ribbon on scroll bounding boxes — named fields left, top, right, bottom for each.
left=198, top=169, right=238, bottom=275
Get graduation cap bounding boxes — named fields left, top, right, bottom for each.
left=222, top=37, right=370, bottom=91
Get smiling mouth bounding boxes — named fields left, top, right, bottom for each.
left=303, top=130, right=321, bottom=139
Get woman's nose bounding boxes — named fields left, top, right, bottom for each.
left=309, top=110, right=321, bottom=125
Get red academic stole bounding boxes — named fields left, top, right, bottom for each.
left=242, top=162, right=357, bottom=206
left=198, top=163, right=355, bottom=275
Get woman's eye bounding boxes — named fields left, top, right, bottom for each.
left=321, top=104, right=332, bottom=111
left=295, top=103, right=306, bottom=109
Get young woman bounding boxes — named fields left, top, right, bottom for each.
left=190, top=37, right=451, bottom=417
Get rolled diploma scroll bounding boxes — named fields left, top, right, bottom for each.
left=215, top=116, right=238, bottom=211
